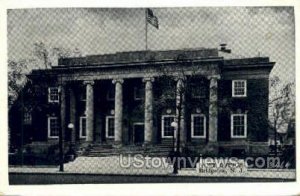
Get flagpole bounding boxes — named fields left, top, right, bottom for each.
left=145, top=8, right=148, bottom=50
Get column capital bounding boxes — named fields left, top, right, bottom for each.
left=142, top=77, right=155, bottom=83
left=174, top=75, right=186, bottom=82
left=112, top=78, right=124, bottom=84
left=207, top=75, right=221, bottom=80
left=83, top=80, right=95, bottom=85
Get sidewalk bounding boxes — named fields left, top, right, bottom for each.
left=9, top=156, right=296, bottom=180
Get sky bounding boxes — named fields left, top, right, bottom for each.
left=7, top=7, right=295, bottom=83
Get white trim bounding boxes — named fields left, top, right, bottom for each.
left=79, top=116, right=87, bottom=138
left=232, top=80, right=247, bottom=97
left=231, top=114, right=247, bottom=138
left=48, top=87, right=60, bottom=103
left=47, top=117, right=59, bottom=139
left=105, top=116, right=115, bottom=138
left=161, top=115, right=175, bottom=138
left=191, top=114, right=206, bottom=138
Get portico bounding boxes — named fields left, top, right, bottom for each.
left=59, top=72, right=220, bottom=148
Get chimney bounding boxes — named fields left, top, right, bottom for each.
left=219, top=43, right=231, bottom=53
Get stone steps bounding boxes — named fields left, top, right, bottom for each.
left=81, top=144, right=174, bottom=157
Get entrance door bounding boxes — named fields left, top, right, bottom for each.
left=133, top=123, right=144, bottom=145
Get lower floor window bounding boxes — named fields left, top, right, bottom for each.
left=191, top=114, right=206, bottom=138
left=231, top=114, right=247, bottom=138
left=80, top=116, right=87, bottom=138
left=48, top=117, right=59, bottom=138
left=162, top=115, right=175, bottom=138
left=106, top=116, right=115, bottom=138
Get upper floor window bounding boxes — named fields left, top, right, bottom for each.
left=191, top=114, right=206, bottom=138
left=80, top=88, right=86, bottom=102
left=48, top=117, right=59, bottom=139
left=80, top=116, right=87, bottom=138
left=106, top=116, right=115, bottom=138
left=232, top=80, right=247, bottom=97
left=24, top=111, right=32, bottom=125
left=191, top=86, right=206, bottom=98
left=161, top=115, right=175, bottom=138
left=231, top=114, right=247, bottom=138
left=107, top=88, right=115, bottom=101
left=134, top=86, right=144, bottom=100
left=48, top=87, right=60, bottom=103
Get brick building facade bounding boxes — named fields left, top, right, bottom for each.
left=9, top=48, right=274, bottom=156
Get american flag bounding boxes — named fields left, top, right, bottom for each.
left=146, top=8, right=159, bottom=29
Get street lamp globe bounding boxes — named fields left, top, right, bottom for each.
left=171, top=121, right=178, bottom=128
left=68, top=123, right=74, bottom=129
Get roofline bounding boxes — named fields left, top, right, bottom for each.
left=53, top=56, right=223, bottom=70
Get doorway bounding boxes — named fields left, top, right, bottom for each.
left=133, top=123, right=144, bottom=145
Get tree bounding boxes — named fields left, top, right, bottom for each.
left=154, top=55, right=209, bottom=173
left=269, top=76, right=295, bottom=156
left=8, top=59, right=33, bottom=107
left=34, top=41, right=79, bottom=69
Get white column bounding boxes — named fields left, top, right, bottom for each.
left=84, top=80, right=94, bottom=142
left=143, top=77, right=154, bottom=145
left=176, top=78, right=186, bottom=149
left=112, top=79, right=124, bottom=146
left=69, top=88, right=76, bottom=144
left=208, top=75, right=220, bottom=142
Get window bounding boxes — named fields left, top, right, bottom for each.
left=80, top=116, right=87, bottom=138
left=80, top=88, right=86, bottom=101
left=232, top=80, right=247, bottom=97
left=106, top=116, right=115, bottom=138
left=107, top=88, right=115, bottom=101
left=134, top=86, right=144, bottom=100
left=231, top=114, right=247, bottom=138
left=48, top=87, right=60, bottom=103
left=24, top=111, right=32, bottom=125
left=192, top=86, right=206, bottom=98
left=161, top=115, right=175, bottom=138
left=191, top=114, right=206, bottom=138
left=48, top=117, right=59, bottom=138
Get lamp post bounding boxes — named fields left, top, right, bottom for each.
left=67, top=123, right=75, bottom=161
left=171, top=121, right=177, bottom=152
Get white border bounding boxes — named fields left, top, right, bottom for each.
left=105, top=115, right=115, bottom=138
left=161, top=114, right=175, bottom=138
left=232, top=80, right=247, bottom=97
left=1, top=1, right=300, bottom=196
left=231, top=113, right=247, bottom=138
left=191, top=114, right=206, bottom=138
left=47, top=116, right=59, bottom=139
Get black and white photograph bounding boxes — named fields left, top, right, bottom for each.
left=1, top=1, right=299, bottom=195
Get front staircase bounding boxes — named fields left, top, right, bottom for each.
left=80, top=143, right=174, bottom=157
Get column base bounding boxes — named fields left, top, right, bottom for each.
left=205, top=142, right=219, bottom=156
left=113, top=141, right=123, bottom=148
